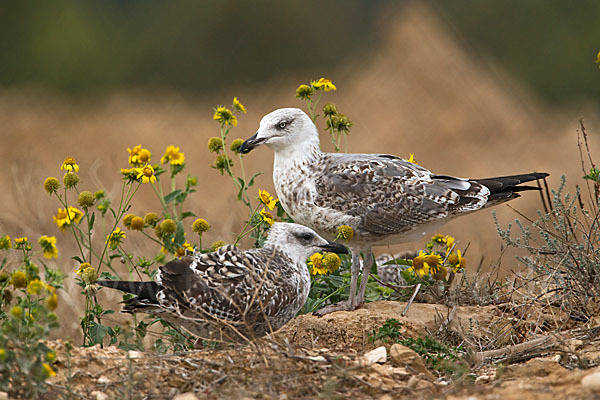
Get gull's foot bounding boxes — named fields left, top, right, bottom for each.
left=313, top=300, right=361, bottom=316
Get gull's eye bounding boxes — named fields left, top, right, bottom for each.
left=302, top=233, right=312, bottom=241
left=278, top=121, right=287, bottom=130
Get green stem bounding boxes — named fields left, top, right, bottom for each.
left=309, top=283, right=347, bottom=313
left=151, top=182, right=169, bottom=216
left=234, top=203, right=262, bottom=245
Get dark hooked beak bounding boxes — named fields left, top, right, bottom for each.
left=320, top=240, right=349, bottom=255
left=240, top=132, right=267, bottom=154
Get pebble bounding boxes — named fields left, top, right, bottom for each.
left=97, top=375, right=110, bottom=385
left=360, top=346, right=387, bottom=366
left=127, top=350, right=142, bottom=359
left=581, top=371, right=600, bottom=389
left=91, top=391, right=108, bottom=400
left=173, top=393, right=199, bottom=400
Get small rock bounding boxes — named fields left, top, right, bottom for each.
left=370, top=363, right=393, bottom=377
left=378, top=395, right=393, bottom=400
left=173, top=393, right=199, bottom=400
left=389, top=343, right=432, bottom=377
left=97, top=375, right=110, bottom=385
left=307, top=355, right=327, bottom=362
left=91, top=391, right=108, bottom=400
left=475, top=375, right=491, bottom=384
left=0, top=391, right=7, bottom=400
left=127, top=350, right=142, bottom=359
left=582, top=371, right=600, bottom=389
left=360, top=346, right=387, bottom=366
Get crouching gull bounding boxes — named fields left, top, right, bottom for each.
left=240, top=107, right=549, bottom=316
left=97, top=222, right=347, bottom=342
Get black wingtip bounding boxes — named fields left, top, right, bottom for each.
left=97, top=280, right=160, bottom=302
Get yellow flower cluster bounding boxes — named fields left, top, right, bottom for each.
left=53, top=206, right=83, bottom=231
left=128, top=145, right=151, bottom=167
left=296, top=77, right=336, bottom=100
left=161, top=145, right=185, bottom=165
left=258, top=189, right=278, bottom=210
left=60, top=157, right=79, bottom=172
left=260, top=208, right=274, bottom=226
left=308, top=252, right=341, bottom=276
left=38, top=235, right=58, bottom=259
left=213, top=106, right=238, bottom=127
left=105, top=227, right=126, bottom=250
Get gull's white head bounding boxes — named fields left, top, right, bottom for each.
left=240, top=108, right=320, bottom=156
left=264, top=222, right=347, bottom=263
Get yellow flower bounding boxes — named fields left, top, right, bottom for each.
left=407, top=153, right=418, bottom=164
left=258, top=189, right=278, bottom=210
left=323, top=252, right=341, bottom=273
left=432, top=265, right=447, bottom=281
left=46, top=292, right=58, bottom=311
left=44, top=177, right=61, bottom=194
left=106, top=228, right=126, bottom=250
left=38, top=235, right=58, bottom=259
left=447, top=250, right=466, bottom=272
left=53, top=207, right=83, bottom=231
left=0, top=349, right=5, bottom=361
left=208, top=137, right=224, bottom=153
left=596, top=50, right=600, bottom=64
left=42, top=363, right=56, bottom=378
left=296, top=84, right=314, bottom=100
left=81, top=267, right=98, bottom=285
left=213, top=106, right=237, bottom=126
left=308, top=253, right=328, bottom=275
left=10, top=305, right=22, bottom=318
left=63, top=172, right=79, bottom=188
left=411, top=251, right=430, bottom=278
left=130, top=216, right=144, bottom=231
left=0, top=234, right=11, bottom=250
left=322, top=103, right=337, bottom=117
left=10, top=271, right=27, bottom=288
left=210, top=240, right=226, bottom=252
left=260, top=208, right=274, bottom=226
left=45, top=351, right=57, bottom=362
left=192, top=218, right=210, bottom=234
left=161, top=145, right=185, bottom=165
left=233, top=97, right=246, bottom=113
left=128, top=145, right=152, bottom=167
left=445, top=235, right=455, bottom=251
left=159, top=219, right=177, bottom=235
left=78, top=191, right=95, bottom=208
left=424, top=253, right=442, bottom=268
left=15, top=237, right=28, bottom=245
left=144, top=212, right=160, bottom=227
left=336, top=225, right=354, bottom=242
left=431, top=234, right=446, bottom=244
left=123, top=213, right=136, bottom=228
left=27, top=279, right=44, bottom=295
left=76, top=262, right=91, bottom=275
left=230, top=138, right=245, bottom=154
left=136, top=164, right=156, bottom=184
left=60, top=157, right=79, bottom=172
left=213, top=154, right=233, bottom=174
left=175, top=241, right=194, bottom=258
left=120, top=167, right=139, bottom=182
left=311, top=78, right=336, bottom=91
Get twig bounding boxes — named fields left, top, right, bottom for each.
left=402, top=283, right=421, bottom=317
left=473, top=334, right=558, bottom=364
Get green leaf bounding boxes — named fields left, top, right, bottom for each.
left=247, top=172, right=262, bottom=187
left=71, top=255, right=84, bottom=263
left=382, top=258, right=412, bottom=266
left=174, top=221, right=185, bottom=247
left=181, top=211, right=196, bottom=219
left=164, top=189, right=183, bottom=204
left=89, top=322, right=108, bottom=345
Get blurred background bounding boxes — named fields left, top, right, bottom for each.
left=1, top=0, right=599, bottom=338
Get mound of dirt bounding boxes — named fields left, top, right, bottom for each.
left=35, top=300, right=600, bottom=399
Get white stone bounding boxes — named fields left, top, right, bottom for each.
left=91, top=391, right=108, bottom=400
left=360, top=346, right=387, bottom=366
left=581, top=371, right=600, bottom=389
left=127, top=350, right=142, bottom=359
left=97, top=375, right=110, bottom=385
left=307, top=355, right=327, bottom=362
left=173, top=393, right=199, bottom=400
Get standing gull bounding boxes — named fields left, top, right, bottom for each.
left=240, top=108, right=548, bottom=315
left=97, top=222, right=347, bottom=342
